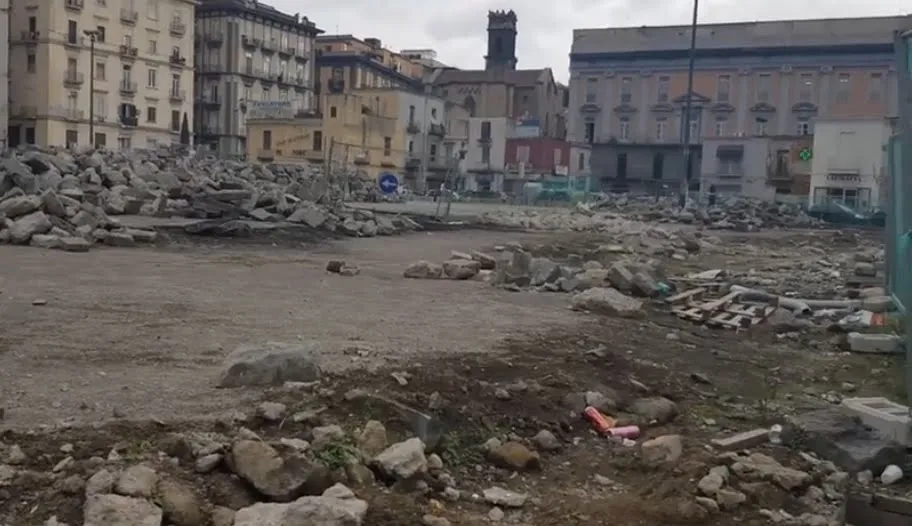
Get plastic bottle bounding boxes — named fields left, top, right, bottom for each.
left=607, top=425, right=640, bottom=439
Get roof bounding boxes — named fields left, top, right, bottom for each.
left=196, top=0, right=322, bottom=33
left=571, top=15, right=909, bottom=56
left=432, top=68, right=550, bottom=86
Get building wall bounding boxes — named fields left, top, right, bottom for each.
left=245, top=116, right=324, bottom=164
left=505, top=137, right=570, bottom=173
left=568, top=16, right=902, bottom=186
left=319, top=90, right=401, bottom=181
left=10, top=0, right=196, bottom=149
left=463, top=116, right=510, bottom=192
left=0, top=0, right=9, bottom=146
left=809, top=118, right=892, bottom=210
left=195, top=3, right=319, bottom=158
left=590, top=144, right=696, bottom=193
left=437, top=81, right=512, bottom=119
left=317, top=35, right=424, bottom=80
left=700, top=137, right=775, bottom=200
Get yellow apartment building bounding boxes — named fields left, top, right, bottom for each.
left=9, top=0, right=196, bottom=148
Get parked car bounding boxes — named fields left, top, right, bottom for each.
left=807, top=202, right=885, bottom=227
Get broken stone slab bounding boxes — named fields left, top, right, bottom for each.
left=216, top=342, right=322, bottom=388
left=404, top=260, right=444, bottom=279
left=59, top=236, right=91, bottom=252
left=442, top=259, right=480, bottom=280
left=229, top=439, right=332, bottom=502
left=233, top=491, right=368, bottom=526
left=370, top=438, right=427, bottom=481
left=571, top=287, right=644, bottom=318
left=470, top=251, right=497, bottom=270
left=710, top=429, right=769, bottom=451
left=846, top=332, right=903, bottom=354
left=606, top=262, right=635, bottom=293
left=783, top=408, right=906, bottom=474
left=9, top=210, right=52, bottom=243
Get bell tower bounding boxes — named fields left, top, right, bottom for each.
left=485, top=10, right=517, bottom=72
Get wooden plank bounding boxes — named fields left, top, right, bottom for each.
left=698, top=291, right=741, bottom=314
left=665, top=288, right=705, bottom=305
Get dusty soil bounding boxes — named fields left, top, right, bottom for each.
left=0, top=225, right=901, bottom=526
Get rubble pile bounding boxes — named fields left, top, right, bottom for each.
left=0, top=146, right=413, bottom=250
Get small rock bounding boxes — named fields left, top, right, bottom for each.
left=487, top=441, right=541, bottom=471
left=640, top=435, right=683, bottom=464
left=532, top=429, right=561, bottom=451
left=255, top=401, right=287, bottom=422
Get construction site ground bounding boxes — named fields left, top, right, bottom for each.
left=0, top=223, right=899, bottom=525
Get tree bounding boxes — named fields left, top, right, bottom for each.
left=180, top=113, right=190, bottom=146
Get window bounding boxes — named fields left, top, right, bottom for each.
left=67, top=92, right=78, bottom=111
left=25, top=127, right=35, bottom=145
left=755, top=118, right=768, bottom=136
left=262, top=130, right=272, bottom=149
left=652, top=152, right=664, bottom=180
left=330, top=106, right=337, bottom=118
left=756, top=74, right=770, bottom=102
left=429, top=144, right=437, bottom=161
left=96, top=62, right=105, bottom=81
left=122, top=64, right=132, bottom=81
left=66, top=58, right=77, bottom=75
left=431, top=108, right=437, bottom=119
left=263, top=57, right=271, bottom=75
left=65, top=131, right=79, bottom=148
left=585, top=77, right=597, bottom=103
left=96, top=26, right=106, bottom=43
left=797, top=119, right=811, bottom=136
left=584, top=120, right=595, bottom=143
left=147, top=0, right=159, bottom=19
left=554, top=148, right=562, bottom=165
left=407, top=140, right=414, bottom=153
left=408, top=105, right=415, bottom=123
left=655, top=118, right=666, bottom=141
left=171, top=73, right=180, bottom=93
left=714, top=117, right=727, bottom=136
left=716, top=75, right=731, bottom=103
left=836, top=73, right=850, bottom=103
left=148, top=40, right=157, bottom=54
left=620, top=77, right=632, bottom=103
left=480, top=120, right=491, bottom=139
left=312, top=131, right=322, bottom=151
left=123, top=34, right=132, bottom=47
left=619, top=117, right=630, bottom=140
left=26, top=54, right=35, bottom=73
left=117, top=137, right=131, bottom=149
left=94, top=133, right=106, bottom=148
left=68, top=20, right=78, bottom=44
left=146, top=106, right=157, bottom=123
left=482, top=146, right=491, bottom=163
left=94, top=93, right=106, bottom=119
left=688, top=117, right=699, bottom=140
left=383, top=137, right=391, bottom=156
left=516, top=145, right=530, bottom=162
left=28, top=16, right=36, bottom=32
left=657, top=76, right=669, bottom=102
left=171, top=110, right=180, bottom=131
left=147, top=68, right=156, bottom=87
left=577, top=152, right=585, bottom=171
left=799, top=74, right=814, bottom=102
left=717, top=157, right=742, bottom=176
left=869, top=73, right=884, bottom=102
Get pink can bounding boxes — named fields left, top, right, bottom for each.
left=607, top=425, right=640, bottom=439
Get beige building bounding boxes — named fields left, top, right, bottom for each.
left=9, top=0, right=196, bottom=149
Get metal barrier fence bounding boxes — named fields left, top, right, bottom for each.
left=887, top=135, right=911, bottom=316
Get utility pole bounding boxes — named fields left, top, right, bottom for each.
left=84, top=29, right=99, bottom=147
left=680, top=0, right=699, bottom=208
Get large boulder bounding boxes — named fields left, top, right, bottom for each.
left=229, top=440, right=332, bottom=501
left=216, top=342, right=322, bottom=388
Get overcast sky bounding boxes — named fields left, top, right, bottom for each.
left=272, top=1, right=909, bottom=82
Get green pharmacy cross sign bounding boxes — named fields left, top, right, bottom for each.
left=798, top=148, right=813, bottom=161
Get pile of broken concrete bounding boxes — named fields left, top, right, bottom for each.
left=0, top=146, right=413, bottom=250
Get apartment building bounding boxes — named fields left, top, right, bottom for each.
left=194, top=0, right=321, bottom=158
left=568, top=16, right=903, bottom=193
left=463, top=117, right=512, bottom=193
left=315, top=34, right=424, bottom=104
left=9, top=0, right=195, bottom=149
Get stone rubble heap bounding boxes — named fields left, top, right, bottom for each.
left=0, top=146, right=414, bottom=251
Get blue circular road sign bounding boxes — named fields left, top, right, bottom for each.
left=378, top=173, right=399, bottom=194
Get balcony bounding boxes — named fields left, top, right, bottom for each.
left=63, top=0, right=83, bottom=11
left=204, top=32, right=223, bottom=46
left=20, top=31, right=40, bottom=44
left=406, top=121, right=420, bottom=134
left=169, top=20, right=186, bottom=37
left=196, top=94, right=220, bottom=108
left=280, top=46, right=294, bottom=57
left=477, top=135, right=492, bottom=144
left=120, top=116, right=138, bottom=128
left=197, top=63, right=222, bottom=74
left=10, top=105, right=38, bottom=119
left=170, top=89, right=185, bottom=102
left=120, top=8, right=138, bottom=24
left=241, top=35, right=261, bottom=49
left=258, top=149, right=274, bottom=161
left=429, top=123, right=446, bottom=137
left=119, top=80, right=137, bottom=95
left=169, top=53, right=186, bottom=67
left=119, top=44, right=138, bottom=58
left=64, top=35, right=85, bottom=49
left=261, top=39, right=277, bottom=52
left=51, top=106, right=85, bottom=122
left=63, top=71, right=84, bottom=87
left=294, top=49, right=309, bottom=62
left=328, top=79, right=345, bottom=93
left=353, top=151, right=370, bottom=165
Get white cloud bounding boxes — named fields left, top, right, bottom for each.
left=265, top=0, right=910, bottom=82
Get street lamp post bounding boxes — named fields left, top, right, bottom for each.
left=84, top=29, right=99, bottom=148
left=680, top=0, right=699, bottom=208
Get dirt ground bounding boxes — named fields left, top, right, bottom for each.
left=0, top=225, right=901, bottom=526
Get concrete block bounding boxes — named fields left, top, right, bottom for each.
left=784, top=408, right=906, bottom=474
left=854, top=262, right=876, bottom=277
left=861, top=295, right=894, bottom=313
left=847, top=332, right=903, bottom=354
left=710, top=428, right=769, bottom=451
left=841, top=397, right=912, bottom=446
left=859, top=287, right=886, bottom=298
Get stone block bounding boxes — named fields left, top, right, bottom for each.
left=841, top=397, right=912, bottom=446
left=862, top=295, right=894, bottom=313
left=847, top=332, right=903, bottom=354
left=710, top=428, right=769, bottom=451
left=784, top=408, right=906, bottom=474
